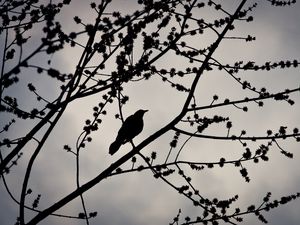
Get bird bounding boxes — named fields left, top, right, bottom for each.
left=109, top=109, right=148, bottom=155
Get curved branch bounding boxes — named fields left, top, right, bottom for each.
left=188, top=87, right=300, bottom=111
left=19, top=104, right=67, bottom=225
left=172, top=127, right=300, bottom=141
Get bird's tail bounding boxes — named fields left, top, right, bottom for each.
left=109, top=140, right=122, bottom=155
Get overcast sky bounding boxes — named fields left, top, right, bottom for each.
left=1, top=1, right=300, bottom=225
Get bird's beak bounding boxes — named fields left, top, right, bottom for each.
left=143, top=110, right=148, bottom=113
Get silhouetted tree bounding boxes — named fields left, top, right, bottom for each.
left=1, top=0, right=299, bottom=225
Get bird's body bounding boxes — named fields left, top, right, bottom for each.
left=109, top=109, right=148, bottom=155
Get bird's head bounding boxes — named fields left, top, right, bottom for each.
left=135, top=109, right=148, bottom=117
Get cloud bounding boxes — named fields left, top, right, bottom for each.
left=1, top=1, right=300, bottom=225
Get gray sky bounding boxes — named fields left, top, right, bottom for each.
left=1, top=1, right=300, bottom=225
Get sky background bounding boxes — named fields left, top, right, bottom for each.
left=1, top=0, right=300, bottom=225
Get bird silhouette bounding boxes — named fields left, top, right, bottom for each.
left=109, top=109, right=148, bottom=155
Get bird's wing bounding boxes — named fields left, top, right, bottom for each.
left=115, top=115, right=136, bottom=143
